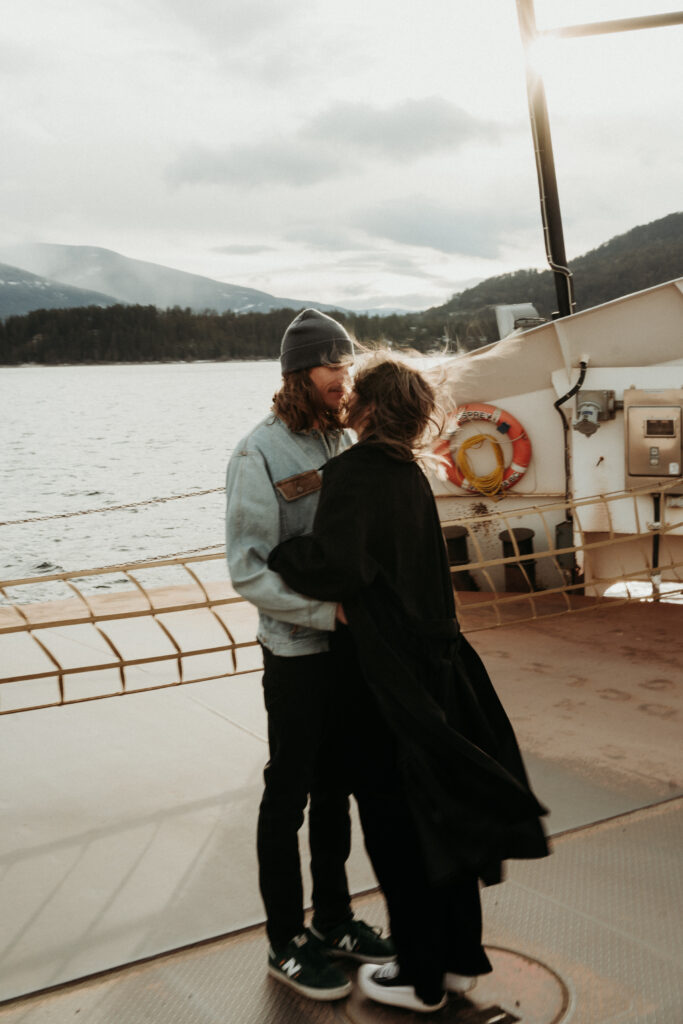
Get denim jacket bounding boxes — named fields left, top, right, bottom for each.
left=225, top=414, right=352, bottom=656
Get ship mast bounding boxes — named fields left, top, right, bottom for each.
left=515, top=1, right=683, bottom=320
left=516, top=0, right=573, bottom=319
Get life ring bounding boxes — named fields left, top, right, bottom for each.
left=434, top=403, right=532, bottom=495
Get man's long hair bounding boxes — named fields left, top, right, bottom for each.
left=272, top=369, right=346, bottom=433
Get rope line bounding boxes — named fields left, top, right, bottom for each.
left=4, top=476, right=682, bottom=530
left=455, top=433, right=506, bottom=497
left=0, top=487, right=225, bottom=527
left=106, top=543, right=224, bottom=570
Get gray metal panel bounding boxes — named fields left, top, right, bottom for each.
left=2, top=800, right=680, bottom=1023
left=482, top=799, right=683, bottom=1023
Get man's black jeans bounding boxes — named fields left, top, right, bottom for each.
left=257, top=645, right=353, bottom=951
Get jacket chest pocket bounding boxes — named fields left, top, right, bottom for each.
left=275, top=470, right=322, bottom=501
left=275, top=470, right=323, bottom=538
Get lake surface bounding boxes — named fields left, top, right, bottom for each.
left=1, top=362, right=283, bottom=601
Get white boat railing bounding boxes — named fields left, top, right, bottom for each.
left=0, top=551, right=258, bottom=716
left=446, top=481, right=683, bottom=629
left=2, top=482, right=683, bottom=715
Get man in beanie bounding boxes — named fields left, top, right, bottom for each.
left=225, top=309, right=394, bottom=1000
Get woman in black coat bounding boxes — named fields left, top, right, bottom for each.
left=269, top=355, right=548, bottom=1013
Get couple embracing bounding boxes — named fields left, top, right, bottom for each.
left=225, top=309, right=547, bottom=1013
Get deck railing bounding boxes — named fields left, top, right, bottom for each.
left=2, top=482, right=682, bottom=715
left=446, top=481, right=683, bottom=629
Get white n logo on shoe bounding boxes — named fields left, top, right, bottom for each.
left=337, top=934, right=358, bottom=952
left=280, top=957, right=301, bottom=978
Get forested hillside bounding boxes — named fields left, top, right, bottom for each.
left=0, top=306, right=301, bottom=364
left=1, top=213, right=681, bottom=364
left=433, top=211, right=683, bottom=321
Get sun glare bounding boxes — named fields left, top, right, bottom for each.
left=523, top=34, right=560, bottom=81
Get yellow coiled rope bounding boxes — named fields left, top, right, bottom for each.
left=454, top=433, right=506, bottom=497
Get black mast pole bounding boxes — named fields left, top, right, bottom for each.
left=516, top=0, right=574, bottom=318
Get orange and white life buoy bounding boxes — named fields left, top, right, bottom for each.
left=434, top=403, right=532, bottom=495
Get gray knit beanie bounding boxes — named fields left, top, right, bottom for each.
left=280, top=308, right=354, bottom=373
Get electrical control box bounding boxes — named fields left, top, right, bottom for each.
left=624, top=387, right=683, bottom=491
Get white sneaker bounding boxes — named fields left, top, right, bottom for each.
left=444, top=971, right=477, bottom=994
left=358, top=962, right=447, bottom=1013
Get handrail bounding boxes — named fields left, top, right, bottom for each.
left=2, top=481, right=683, bottom=715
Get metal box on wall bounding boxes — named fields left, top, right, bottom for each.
left=624, top=387, right=683, bottom=491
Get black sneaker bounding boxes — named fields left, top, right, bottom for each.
left=358, top=962, right=447, bottom=1013
left=268, top=932, right=352, bottom=1001
left=310, top=918, right=395, bottom=963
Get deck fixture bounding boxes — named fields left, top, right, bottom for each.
left=624, top=387, right=683, bottom=492
left=572, top=389, right=617, bottom=437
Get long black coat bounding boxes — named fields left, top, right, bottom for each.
left=269, top=441, right=548, bottom=885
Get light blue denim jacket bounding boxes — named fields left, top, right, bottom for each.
left=225, top=414, right=351, bottom=656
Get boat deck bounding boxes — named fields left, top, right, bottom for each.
left=1, top=600, right=681, bottom=1022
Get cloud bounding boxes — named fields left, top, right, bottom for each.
left=167, top=141, right=338, bottom=187
left=161, top=0, right=295, bottom=48
left=211, top=243, right=276, bottom=254
left=332, top=250, right=433, bottom=278
left=282, top=225, right=362, bottom=251
left=304, top=97, right=498, bottom=158
left=167, top=98, right=500, bottom=188
left=274, top=227, right=466, bottom=281
left=356, top=198, right=508, bottom=257
left=0, top=41, right=39, bottom=76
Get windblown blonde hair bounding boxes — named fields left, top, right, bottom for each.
left=272, top=369, right=347, bottom=434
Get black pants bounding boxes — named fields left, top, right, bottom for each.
left=257, top=645, right=353, bottom=950
left=333, top=631, right=492, bottom=1005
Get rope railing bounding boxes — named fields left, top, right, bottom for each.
left=2, top=482, right=682, bottom=715
left=0, top=487, right=225, bottom=527
left=1, top=477, right=671, bottom=529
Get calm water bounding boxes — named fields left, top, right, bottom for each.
left=1, top=362, right=283, bottom=600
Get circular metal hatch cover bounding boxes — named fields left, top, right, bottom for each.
left=347, top=946, right=570, bottom=1024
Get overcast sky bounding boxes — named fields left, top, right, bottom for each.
left=2, top=0, right=682, bottom=309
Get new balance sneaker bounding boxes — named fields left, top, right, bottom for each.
left=309, top=918, right=395, bottom=963
left=444, top=971, right=477, bottom=994
left=358, top=962, right=447, bottom=1013
left=267, top=932, right=352, bottom=1001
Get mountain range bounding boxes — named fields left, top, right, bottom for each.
left=1, top=211, right=681, bottom=326
left=0, top=244, right=351, bottom=320
left=2, top=213, right=681, bottom=365
left=0, top=262, right=118, bottom=319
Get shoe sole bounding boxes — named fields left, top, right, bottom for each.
left=360, top=984, right=447, bottom=1013
left=444, top=975, right=477, bottom=995
left=358, top=968, right=446, bottom=1013
left=267, top=966, right=352, bottom=1001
